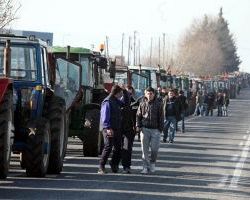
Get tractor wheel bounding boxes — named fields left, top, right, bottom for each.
left=80, top=109, right=100, bottom=157
left=0, top=90, right=13, bottom=179
left=46, top=96, right=67, bottom=174
left=23, top=118, right=50, bottom=177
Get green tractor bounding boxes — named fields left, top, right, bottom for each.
left=51, top=46, right=112, bottom=157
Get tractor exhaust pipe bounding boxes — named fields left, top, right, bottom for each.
left=3, top=40, right=11, bottom=77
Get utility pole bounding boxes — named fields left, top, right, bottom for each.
left=133, top=31, right=137, bottom=66
left=163, top=33, right=166, bottom=69
left=121, top=33, right=124, bottom=67
left=158, top=36, right=161, bottom=67
left=127, top=36, right=131, bottom=66
left=106, top=36, right=109, bottom=59
left=150, top=37, right=153, bottom=67
left=138, top=39, right=141, bottom=65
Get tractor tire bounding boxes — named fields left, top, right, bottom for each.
left=46, top=96, right=67, bottom=174
left=80, top=109, right=100, bottom=157
left=23, top=118, right=50, bottom=177
left=0, top=90, right=13, bottom=179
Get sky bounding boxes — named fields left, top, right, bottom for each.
left=12, top=0, right=250, bottom=72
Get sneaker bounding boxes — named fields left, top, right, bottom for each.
left=140, top=168, right=149, bottom=174
left=163, top=138, right=167, bottom=143
left=97, top=168, right=106, bottom=175
left=169, top=140, right=174, bottom=143
left=150, top=163, right=156, bottom=173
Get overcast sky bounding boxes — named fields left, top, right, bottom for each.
left=12, top=0, right=250, bottom=72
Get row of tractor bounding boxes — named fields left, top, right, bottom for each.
left=0, top=34, right=113, bottom=179
left=1, top=34, right=249, bottom=179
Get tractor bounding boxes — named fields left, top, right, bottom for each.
left=0, top=34, right=80, bottom=178
left=50, top=46, right=111, bottom=157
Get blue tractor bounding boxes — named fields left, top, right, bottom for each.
left=0, top=34, right=81, bottom=178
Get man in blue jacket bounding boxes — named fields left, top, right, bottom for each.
left=98, top=85, right=123, bottom=174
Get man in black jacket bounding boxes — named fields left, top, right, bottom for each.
left=163, top=89, right=180, bottom=143
left=177, top=90, right=188, bottom=133
left=136, top=87, right=164, bottom=174
left=120, top=86, right=136, bottom=174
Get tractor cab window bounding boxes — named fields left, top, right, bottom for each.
left=0, top=45, right=37, bottom=81
left=55, top=58, right=81, bottom=109
left=79, top=56, right=93, bottom=87
left=131, top=73, right=148, bottom=98
left=114, top=71, right=128, bottom=85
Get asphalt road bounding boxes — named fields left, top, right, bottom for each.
left=1, top=89, right=250, bottom=199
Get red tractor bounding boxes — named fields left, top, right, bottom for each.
left=0, top=40, right=13, bottom=179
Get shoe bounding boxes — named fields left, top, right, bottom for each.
left=182, top=130, right=185, bottom=133
left=163, top=138, right=167, bottom=143
left=140, top=168, right=149, bottom=174
left=122, top=168, right=131, bottom=174
left=150, top=163, right=156, bottom=173
left=97, top=168, right=106, bottom=174
left=109, top=162, right=119, bottom=173
left=169, top=140, right=174, bottom=143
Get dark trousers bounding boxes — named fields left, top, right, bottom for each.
left=99, top=129, right=122, bottom=169
left=121, top=131, right=135, bottom=169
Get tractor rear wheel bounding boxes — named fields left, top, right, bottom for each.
left=0, top=90, right=13, bottom=179
left=46, top=96, right=67, bottom=174
left=23, top=118, right=50, bottom=177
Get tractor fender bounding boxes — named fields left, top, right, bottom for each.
left=0, top=78, right=12, bottom=104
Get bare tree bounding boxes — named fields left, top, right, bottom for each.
left=176, top=16, right=225, bottom=76
left=0, top=0, right=20, bottom=30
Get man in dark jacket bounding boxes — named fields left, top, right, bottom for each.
left=163, top=89, right=180, bottom=143
left=136, top=87, right=164, bottom=174
left=177, top=90, right=188, bottom=133
left=120, top=86, right=136, bottom=174
left=98, top=85, right=123, bottom=174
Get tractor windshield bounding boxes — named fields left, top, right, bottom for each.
left=0, top=45, right=37, bottom=81
left=114, top=71, right=128, bottom=85
left=131, top=73, right=148, bottom=98
left=79, top=56, right=94, bottom=87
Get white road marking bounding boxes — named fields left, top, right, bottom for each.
left=218, top=175, right=229, bottom=187
left=229, top=132, right=250, bottom=188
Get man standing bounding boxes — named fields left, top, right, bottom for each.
left=163, top=89, right=180, bottom=143
left=120, top=86, right=136, bottom=174
left=98, top=85, right=123, bottom=174
left=177, top=90, right=188, bottom=133
left=136, top=87, right=164, bottom=174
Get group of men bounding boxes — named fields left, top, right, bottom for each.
left=194, top=90, right=230, bottom=117
left=98, top=84, right=188, bottom=175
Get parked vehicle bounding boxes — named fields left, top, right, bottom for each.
left=0, top=34, right=80, bottom=178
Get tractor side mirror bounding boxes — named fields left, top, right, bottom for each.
left=96, top=57, right=108, bottom=69
left=109, top=60, right=116, bottom=79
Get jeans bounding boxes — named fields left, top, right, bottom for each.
left=217, top=105, right=223, bottom=116
left=99, top=129, right=122, bottom=169
left=163, top=116, right=177, bottom=141
left=194, top=103, right=203, bottom=116
left=222, top=105, right=228, bottom=116
left=178, top=112, right=185, bottom=132
left=140, top=128, right=161, bottom=170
